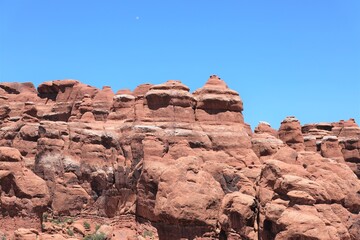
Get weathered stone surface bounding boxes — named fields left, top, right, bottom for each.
left=254, top=121, right=278, bottom=137
left=51, top=183, right=91, bottom=215
left=219, top=192, right=257, bottom=239
left=278, top=116, right=305, bottom=151
left=194, top=75, right=243, bottom=112
left=0, top=146, right=22, bottom=162
left=14, top=228, right=39, bottom=240
left=251, top=133, right=284, bottom=158
left=257, top=151, right=360, bottom=240
left=0, top=76, right=359, bottom=239
left=303, top=119, right=360, bottom=177
left=321, top=136, right=344, bottom=162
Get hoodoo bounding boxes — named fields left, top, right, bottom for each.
left=0, top=76, right=359, bottom=239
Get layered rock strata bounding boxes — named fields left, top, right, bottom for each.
left=0, top=76, right=359, bottom=240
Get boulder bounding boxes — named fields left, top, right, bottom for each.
left=0, top=147, right=22, bottom=162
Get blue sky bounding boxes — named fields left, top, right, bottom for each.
left=1, top=0, right=359, bottom=129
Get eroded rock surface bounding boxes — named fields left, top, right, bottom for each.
left=0, top=76, right=359, bottom=239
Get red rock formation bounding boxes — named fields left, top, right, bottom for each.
left=193, top=75, right=244, bottom=124
left=0, top=76, right=359, bottom=240
left=302, top=119, right=360, bottom=178
left=254, top=121, right=278, bottom=137
left=278, top=116, right=305, bottom=151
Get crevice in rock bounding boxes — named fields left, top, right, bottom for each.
left=0, top=85, right=20, bottom=94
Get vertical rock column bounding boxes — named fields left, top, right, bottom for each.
left=278, top=116, right=305, bottom=151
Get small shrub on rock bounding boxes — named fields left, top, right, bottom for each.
left=83, top=232, right=106, bottom=240
left=83, top=221, right=91, bottom=230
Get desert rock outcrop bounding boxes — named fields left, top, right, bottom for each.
left=0, top=76, right=359, bottom=240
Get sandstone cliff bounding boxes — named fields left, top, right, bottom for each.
left=0, top=75, right=359, bottom=240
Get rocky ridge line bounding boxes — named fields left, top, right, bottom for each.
left=0, top=75, right=359, bottom=240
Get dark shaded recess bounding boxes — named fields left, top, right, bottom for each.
left=37, top=125, right=46, bottom=137
left=3, top=123, right=23, bottom=140
left=199, top=98, right=242, bottom=112
left=148, top=181, right=158, bottom=198
left=19, top=149, right=28, bottom=157
left=346, top=138, right=359, bottom=144
left=189, top=141, right=206, bottom=149
left=351, top=166, right=360, bottom=179
left=346, top=157, right=360, bottom=163
left=23, top=107, right=38, bottom=118
left=301, top=125, right=312, bottom=133
left=115, top=166, right=132, bottom=189
left=0, top=174, right=14, bottom=194
left=0, top=180, right=22, bottom=217
left=220, top=174, right=240, bottom=193
left=343, top=143, right=357, bottom=150
left=202, top=108, right=230, bottom=115
left=0, top=85, right=20, bottom=94
left=151, top=221, right=214, bottom=240
left=280, top=125, right=295, bottom=131
left=101, top=135, right=112, bottom=149
left=92, top=109, right=109, bottom=121
left=146, top=94, right=172, bottom=110
left=38, top=92, right=58, bottom=101
left=282, top=138, right=302, bottom=144
left=316, top=125, right=333, bottom=131
left=4, top=131, right=17, bottom=140
left=0, top=174, right=44, bottom=199
left=90, top=174, right=109, bottom=196
left=37, top=84, right=63, bottom=101
left=43, top=111, right=71, bottom=122
left=288, top=235, right=320, bottom=240
left=219, top=230, right=227, bottom=240
left=70, top=134, right=81, bottom=142
left=0, top=106, right=11, bottom=120
left=101, top=134, right=119, bottom=149
left=260, top=148, right=273, bottom=157
left=163, top=141, right=169, bottom=154
left=229, top=211, right=244, bottom=231
left=262, top=219, right=276, bottom=240
left=20, top=131, right=39, bottom=142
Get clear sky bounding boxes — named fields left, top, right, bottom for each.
left=1, top=0, right=359, bottom=129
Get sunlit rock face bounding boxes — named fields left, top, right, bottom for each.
left=278, top=116, right=305, bottom=151
left=0, top=76, right=359, bottom=240
left=302, top=118, right=360, bottom=178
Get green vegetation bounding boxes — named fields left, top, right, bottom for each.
left=51, top=218, right=62, bottom=225
left=95, top=224, right=101, bottom=231
left=67, top=228, right=74, bottom=236
left=83, top=232, right=106, bottom=240
left=143, top=230, right=153, bottom=238
left=64, top=217, right=74, bottom=224
left=1, top=235, right=6, bottom=240
left=83, top=221, right=91, bottom=230
left=44, top=216, right=74, bottom=230
left=42, top=213, right=48, bottom=222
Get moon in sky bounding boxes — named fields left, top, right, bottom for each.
left=136, top=16, right=140, bottom=20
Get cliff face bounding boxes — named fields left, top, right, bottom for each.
left=0, top=76, right=359, bottom=240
